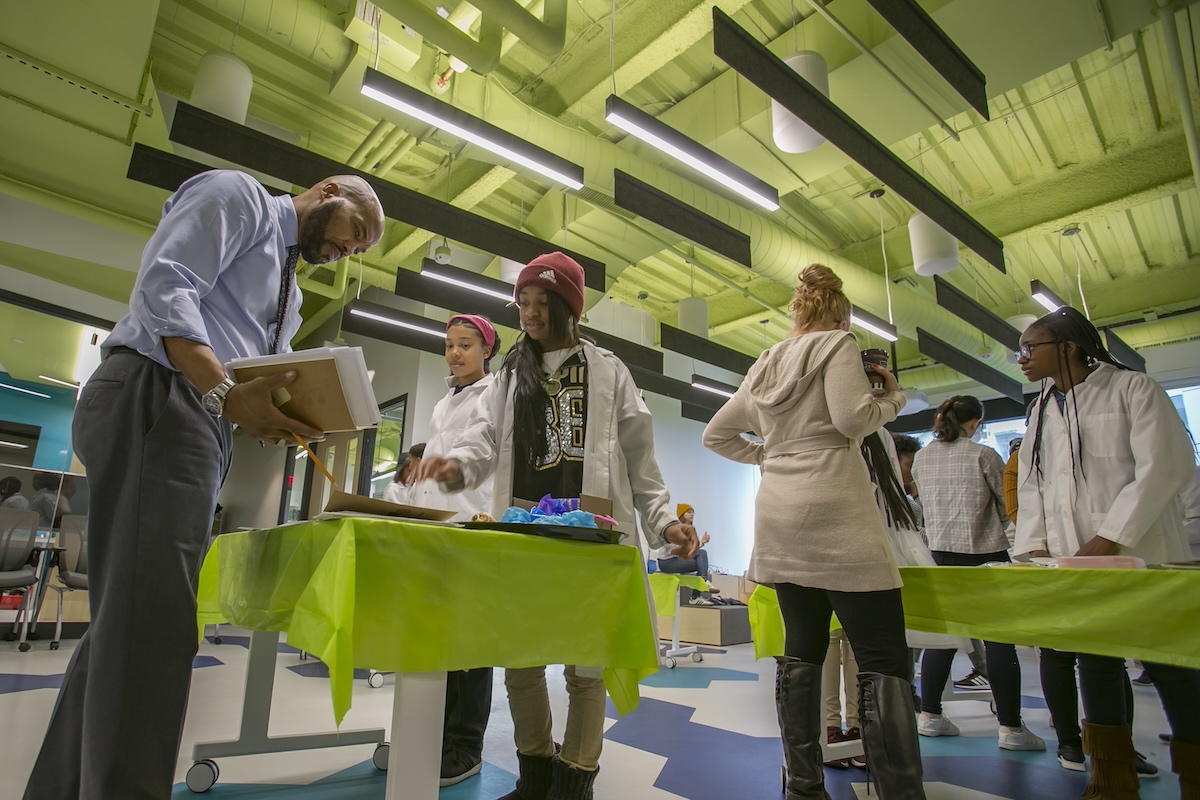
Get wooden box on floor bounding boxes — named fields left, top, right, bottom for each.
left=657, top=604, right=752, bottom=646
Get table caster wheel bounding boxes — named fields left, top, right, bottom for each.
left=368, top=671, right=385, bottom=689
left=692, top=653, right=703, bottom=662
left=4, top=632, right=16, bottom=642
left=664, top=657, right=676, bottom=669
left=50, top=641, right=60, bottom=651
left=373, top=743, right=390, bottom=771
left=19, top=642, right=31, bottom=652
left=213, top=636, right=223, bottom=645
left=27, top=631, right=39, bottom=640
left=186, top=759, right=219, bottom=792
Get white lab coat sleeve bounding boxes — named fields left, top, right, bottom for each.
left=443, top=373, right=506, bottom=492
left=702, top=382, right=764, bottom=465
left=1096, top=375, right=1196, bottom=548
left=1013, top=419, right=1049, bottom=556
left=614, top=366, right=676, bottom=550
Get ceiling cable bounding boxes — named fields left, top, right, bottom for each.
left=1069, top=231, right=1091, bottom=319
left=1056, top=232, right=1075, bottom=306
left=609, top=0, right=617, bottom=95
left=871, top=190, right=894, bottom=324
left=373, top=9, right=381, bottom=72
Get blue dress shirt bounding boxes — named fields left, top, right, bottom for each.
left=104, top=170, right=302, bottom=371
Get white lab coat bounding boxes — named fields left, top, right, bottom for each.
left=408, top=373, right=495, bottom=522
left=1014, top=364, right=1193, bottom=565
left=442, top=339, right=678, bottom=550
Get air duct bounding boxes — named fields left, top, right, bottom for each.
left=909, top=212, right=959, bottom=276
left=771, top=52, right=828, bottom=154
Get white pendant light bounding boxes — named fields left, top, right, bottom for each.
left=190, top=51, right=253, bottom=124
left=1005, top=314, right=1040, bottom=364
left=897, top=388, right=930, bottom=415
left=909, top=212, right=959, bottom=276
left=499, top=258, right=525, bottom=284
left=677, top=297, right=710, bottom=338
left=772, top=52, right=829, bottom=154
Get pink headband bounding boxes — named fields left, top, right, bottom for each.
left=447, top=314, right=497, bottom=350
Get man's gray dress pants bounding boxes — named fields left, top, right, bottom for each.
left=24, top=350, right=233, bottom=800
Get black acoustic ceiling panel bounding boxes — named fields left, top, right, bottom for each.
left=395, top=261, right=519, bottom=328
left=158, top=102, right=606, bottom=291
left=711, top=8, right=1005, bottom=274
left=0, top=287, right=116, bottom=330
left=660, top=324, right=757, bottom=374
left=582, top=328, right=664, bottom=374
left=613, top=170, right=752, bottom=268
left=1103, top=328, right=1147, bottom=372
left=933, top=276, right=1021, bottom=352
left=917, top=327, right=1023, bottom=403
left=862, top=0, right=989, bottom=119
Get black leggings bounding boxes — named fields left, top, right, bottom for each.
left=775, top=583, right=911, bottom=680
left=1072, top=654, right=1200, bottom=746
left=920, top=550, right=1024, bottom=728
left=1039, top=649, right=1134, bottom=749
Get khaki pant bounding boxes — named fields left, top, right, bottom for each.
left=505, top=665, right=605, bottom=771
left=823, top=629, right=860, bottom=728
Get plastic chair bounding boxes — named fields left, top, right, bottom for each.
left=0, top=508, right=40, bottom=652
left=49, top=515, right=89, bottom=651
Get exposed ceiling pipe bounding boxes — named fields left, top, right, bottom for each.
left=1156, top=0, right=1200, bottom=200
left=469, top=0, right=567, bottom=57
left=374, top=0, right=505, bottom=73
left=348, top=120, right=392, bottom=169
left=375, top=134, right=417, bottom=175
left=363, top=124, right=408, bottom=171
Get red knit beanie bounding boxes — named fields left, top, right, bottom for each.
left=514, top=252, right=586, bottom=322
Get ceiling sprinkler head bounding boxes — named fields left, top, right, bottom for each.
left=869, top=188, right=886, bottom=199
left=636, top=291, right=649, bottom=301
left=1062, top=225, right=1081, bottom=237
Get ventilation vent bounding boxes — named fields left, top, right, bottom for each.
left=567, top=186, right=638, bottom=220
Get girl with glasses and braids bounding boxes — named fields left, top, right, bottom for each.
left=1014, top=306, right=1199, bottom=799
left=910, top=395, right=1045, bottom=752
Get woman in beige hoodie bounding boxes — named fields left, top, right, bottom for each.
left=704, top=265, right=924, bottom=800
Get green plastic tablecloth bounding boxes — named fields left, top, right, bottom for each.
left=749, top=566, right=1200, bottom=668
left=648, top=572, right=709, bottom=618
left=196, top=518, right=660, bottom=726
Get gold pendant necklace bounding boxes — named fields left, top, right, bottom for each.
left=543, top=376, right=562, bottom=395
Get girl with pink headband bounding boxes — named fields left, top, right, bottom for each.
left=409, top=313, right=502, bottom=788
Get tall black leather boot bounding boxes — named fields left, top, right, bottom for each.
left=497, top=751, right=555, bottom=800
left=546, top=754, right=599, bottom=800
left=776, top=656, right=832, bottom=800
left=859, top=671, right=927, bottom=799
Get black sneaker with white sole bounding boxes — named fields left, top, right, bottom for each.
left=1134, top=751, right=1159, bottom=780
left=1057, top=744, right=1085, bottom=772
left=953, top=669, right=990, bottom=689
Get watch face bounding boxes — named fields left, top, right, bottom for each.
left=202, top=392, right=222, bottom=415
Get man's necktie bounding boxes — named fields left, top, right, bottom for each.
left=271, top=245, right=299, bottom=355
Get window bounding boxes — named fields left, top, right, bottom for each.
left=369, top=396, right=407, bottom=498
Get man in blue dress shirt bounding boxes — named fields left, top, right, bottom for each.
left=24, top=169, right=385, bottom=800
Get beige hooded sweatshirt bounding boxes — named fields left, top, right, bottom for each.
left=703, top=330, right=906, bottom=592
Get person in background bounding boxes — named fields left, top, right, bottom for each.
left=1003, top=437, right=1023, bottom=524
left=656, top=503, right=716, bottom=603
left=822, top=628, right=864, bottom=770
left=1014, top=306, right=1197, bottom=797
left=29, top=472, right=61, bottom=528
left=416, top=252, right=697, bottom=800
left=408, top=315, right=502, bottom=787
left=0, top=476, right=29, bottom=510
left=383, top=443, right=426, bottom=505
left=23, top=169, right=385, bottom=800
left=911, top=395, right=1044, bottom=753
left=703, top=264, right=925, bottom=799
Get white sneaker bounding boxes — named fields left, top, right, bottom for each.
left=917, top=713, right=960, bottom=737
left=998, top=724, right=1046, bottom=751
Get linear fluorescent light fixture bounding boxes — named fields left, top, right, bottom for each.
left=1030, top=280, right=1066, bottom=314
left=362, top=68, right=584, bottom=190
left=38, top=375, right=81, bottom=389
left=420, top=264, right=514, bottom=303
left=0, top=382, right=51, bottom=399
left=347, top=308, right=445, bottom=340
left=605, top=95, right=780, bottom=211
left=691, top=374, right=739, bottom=400
left=1103, top=328, right=1146, bottom=373
left=850, top=306, right=899, bottom=342
left=934, top=276, right=1020, bottom=351
left=0, top=440, right=30, bottom=449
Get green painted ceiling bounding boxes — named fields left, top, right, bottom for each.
left=1, top=0, right=1198, bottom=397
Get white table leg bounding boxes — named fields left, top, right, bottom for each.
left=385, top=671, right=448, bottom=800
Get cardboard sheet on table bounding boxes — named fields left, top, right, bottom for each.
left=460, top=520, right=620, bottom=545
left=323, top=489, right=456, bottom=521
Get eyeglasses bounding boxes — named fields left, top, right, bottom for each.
left=1016, top=341, right=1058, bottom=360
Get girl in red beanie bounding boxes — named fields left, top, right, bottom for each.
left=417, top=252, right=697, bottom=800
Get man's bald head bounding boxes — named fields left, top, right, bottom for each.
left=294, top=175, right=386, bottom=264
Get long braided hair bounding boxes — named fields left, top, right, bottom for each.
left=860, top=432, right=919, bottom=530
left=1023, top=306, right=1129, bottom=490
left=504, top=291, right=584, bottom=463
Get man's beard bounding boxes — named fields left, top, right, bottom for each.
left=298, top=201, right=339, bottom=264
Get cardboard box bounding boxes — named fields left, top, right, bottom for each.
left=657, top=603, right=752, bottom=646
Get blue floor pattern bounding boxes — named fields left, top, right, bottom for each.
left=0, top=654, right=222, bottom=696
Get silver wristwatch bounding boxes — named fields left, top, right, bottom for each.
left=202, top=378, right=236, bottom=417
